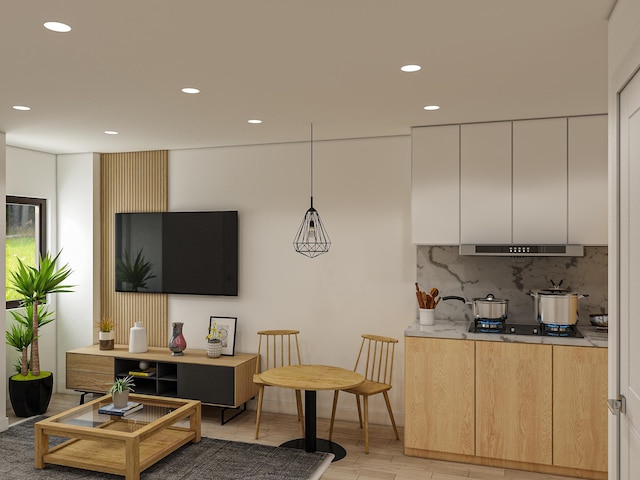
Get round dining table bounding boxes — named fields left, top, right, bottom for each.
left=258, top=364, right=364, bottom=461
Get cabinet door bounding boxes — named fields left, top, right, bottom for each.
left=568, top=115, right=608, bottom=245
left=460, top=122, right=512, bottom=244
left=177, top=364, right=234, bottom=405
left=553, top=346, right=607, bottom=472
left=512, top=118, right=568, bottom=244
left=411, top=126, right=460, bottom=244
left=404, top=337, right=475, bottom=455
left=476, top=342, right=552, bottom=465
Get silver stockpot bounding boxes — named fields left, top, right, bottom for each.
left=442, top=293, right=508, bottom=320
left=529, top=280, right=588, bottom=325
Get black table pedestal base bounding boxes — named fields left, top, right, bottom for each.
left=280, top=438, right=347, bottom=462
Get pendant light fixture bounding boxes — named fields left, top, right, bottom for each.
left=293, top=123, right=331, bottom=258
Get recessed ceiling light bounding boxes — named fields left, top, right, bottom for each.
left=401, top=64, right=421, bottom=72
left=44, top=21, right=71, bottom=33
left=12, top=105, right=31, bottom=111
left=181, top=87, right=200, bottom=94
left=423, top=105, right=440, bottom=111
left=104, top=130, right=119, bottom=135
left=247, top=119, right=262, bottom=124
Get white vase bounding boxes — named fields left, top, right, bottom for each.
left=129, top=322, right=148, bottom=353
left=207, top=340, right=222, bottom=358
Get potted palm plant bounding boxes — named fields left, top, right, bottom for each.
left=6, top=251, right=73, bottom=417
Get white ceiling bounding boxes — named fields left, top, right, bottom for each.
left=0, top=0, right=615, bottom=155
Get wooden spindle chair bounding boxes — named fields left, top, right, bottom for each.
left=254, top=329, right=304, bottom=439
left=329, top=334, right=399, bottom=453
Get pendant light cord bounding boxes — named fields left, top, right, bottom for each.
left=310, top=123, right=314, bottom=207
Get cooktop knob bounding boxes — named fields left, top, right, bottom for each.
left=510, top=327, right=516, bottom=333
left=533, top=327, right=538, bottom=335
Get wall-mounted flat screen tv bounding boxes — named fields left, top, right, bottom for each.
left=115, top=211, right=238, bottom=296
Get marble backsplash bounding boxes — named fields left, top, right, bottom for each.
left=416, top=246, right=608, bottom=324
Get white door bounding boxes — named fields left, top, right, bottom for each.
left=618, top=68, right=640, bottom=479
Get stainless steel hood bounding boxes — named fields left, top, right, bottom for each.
left=459, top=244, right=584, bottom=257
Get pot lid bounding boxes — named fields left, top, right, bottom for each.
left=472, top=293, right=508, bottom=303
left=537, top=280, right=569, bottom=294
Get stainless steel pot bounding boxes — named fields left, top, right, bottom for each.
left=442, top=293, right=508, bottom=320
left=529, top=280, right=588, bottom=325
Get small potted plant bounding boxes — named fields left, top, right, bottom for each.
left=109, top=375, right=135, bottom=408
left=205, top=321, right=222, bottom=358
left=97, top=318, right=115, bottom=350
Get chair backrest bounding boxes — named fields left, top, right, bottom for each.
left=353, top=334, right=398, bottom=387
left=255, top=329, right=302, bottom=374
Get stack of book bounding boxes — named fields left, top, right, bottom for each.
left=98, top=401, right=143, bottom=417
left=128, top=368, right=156, bottom=377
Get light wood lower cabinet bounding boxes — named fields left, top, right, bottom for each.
left=405, top=337, right=607, bottom=480
left=475, top=342, right=552, bottom=465
left=553, top=345, right=608, bottom=472
left=404, top=337, right=475, bottom=455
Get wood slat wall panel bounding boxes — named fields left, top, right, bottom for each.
left=100, top=151, right=168, bottom=347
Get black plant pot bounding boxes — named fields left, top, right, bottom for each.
left=9, top=373, right=54, bottom=417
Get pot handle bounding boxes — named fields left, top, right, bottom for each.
left=442, top=296, right=468, bottom=304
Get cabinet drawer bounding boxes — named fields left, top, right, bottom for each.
left=67, top=353, right=113, bottom=374
left=66, top=371, right=112, bottom=393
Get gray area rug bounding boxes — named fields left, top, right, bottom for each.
left=1, top=417, right=333, bottom=480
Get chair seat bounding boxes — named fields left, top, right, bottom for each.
left=253, top=373, right=266, bottom=386
left=343, top=379, right=391, bottom=396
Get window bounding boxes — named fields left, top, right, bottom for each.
left=5, top=196, right=46, bottom=309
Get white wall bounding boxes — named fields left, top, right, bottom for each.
left=4, top=147, right=58, bottom=398
left=56, top=153, right=101, bottom=393
left=608, top=0, right=640, bottom=477
left=0, top=133, right=7, bottom=431
left=169, top=135, right=415, bottom=424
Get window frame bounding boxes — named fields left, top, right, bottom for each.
left=6, top=195, right=47, bottom=309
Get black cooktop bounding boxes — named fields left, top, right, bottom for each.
left=468, top=321, right=584, bottom=338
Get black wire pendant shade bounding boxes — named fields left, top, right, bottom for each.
left=293, top=124, right=331, bottom=258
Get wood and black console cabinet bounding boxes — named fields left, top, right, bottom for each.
left=66, top=345, right=259, bottom=416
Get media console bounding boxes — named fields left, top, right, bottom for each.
left=66, top=344, right=259, bottom=423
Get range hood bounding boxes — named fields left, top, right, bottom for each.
left=459, top=244, right=584, bottom=257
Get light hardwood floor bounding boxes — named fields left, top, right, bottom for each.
left=8, top=394, right=588, bottom=480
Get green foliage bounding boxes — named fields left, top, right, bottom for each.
left=116, top=249, right=156, bottom=292
left=5, top=237, right=36, bottom=302
left=8, top=251, right=74, bottom=306
left=109, top=375, right=136, bottom=394
left=6, top=304, right=54, bottom=375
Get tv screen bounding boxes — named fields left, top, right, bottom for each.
left=115, top=211, right=238, bottom=296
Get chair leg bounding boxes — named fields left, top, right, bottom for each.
left=382, top=391, right=399, bottom=440
left=255, top=385, right=265, bottom=439
left=329, top=390, right=339, bottom=441
left=355, top=394, right=363, bottom=429
left=363, top=395, right=370, bottom=454
left=295, top=389, right=305, bottom=437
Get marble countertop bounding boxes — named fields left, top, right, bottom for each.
left=405, top=319, right=608, bottom=348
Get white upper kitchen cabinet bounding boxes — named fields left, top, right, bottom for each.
left=512, top=118, right=568, bottom=244
left=411, top=125, right=460, bottom=245
left=568, top=115, right=607, bottom=245
left=460, top=122, right=512, bottom=244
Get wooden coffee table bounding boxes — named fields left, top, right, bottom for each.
left=34, top=393, right=201, bottom=480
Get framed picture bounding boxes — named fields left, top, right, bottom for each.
left=209, top=316, right=237, bottom=356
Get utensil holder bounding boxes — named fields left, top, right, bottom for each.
left=419, top=308, right=435, bottom=326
